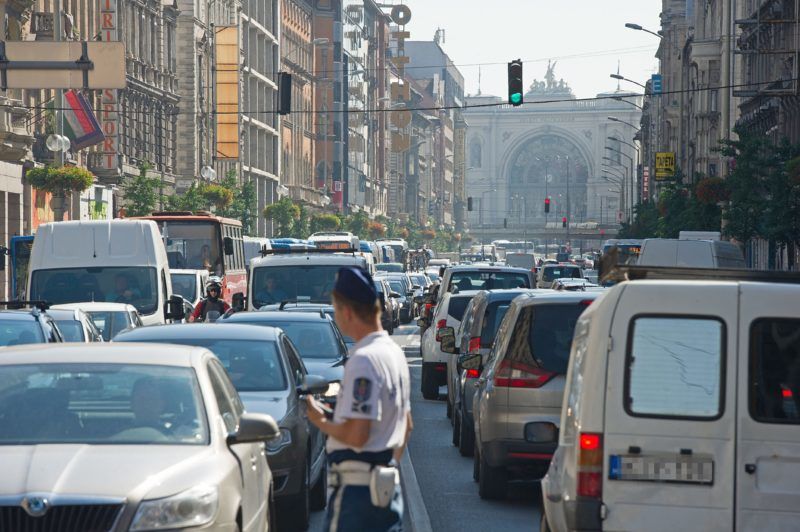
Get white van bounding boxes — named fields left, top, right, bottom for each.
left=541, top=269, right=800, bottom=532
left=638, top=238, right=746, bottom=269
left=28, top=220, right=184, bottom=326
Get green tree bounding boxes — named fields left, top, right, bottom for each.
left=345, top=211, right=370, bottom=239
left=217, top=171, right=258, bottom=235
left=123, top=163, right=160, bottom=217
left=310, top=213, right=342, bottom=233
left=263, top=197, right=300, bottom=236
left=292, top=205, right=310, bottom=239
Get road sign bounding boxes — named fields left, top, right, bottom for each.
left=655, top=152, right=675, bottom=180
left=0, top=41, right=125, bottom=89
left=651, top=74, right=662, bottom=95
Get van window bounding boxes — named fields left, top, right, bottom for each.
left=563, top=317, right=591, bottom=443
left=480, top=302, right=511, bottom=348
left=750, top=318, right=800, bottom=423
left=626, top=317, right=724, bottom=419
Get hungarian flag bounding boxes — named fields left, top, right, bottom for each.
left=47, top=90, right=104, bottom=151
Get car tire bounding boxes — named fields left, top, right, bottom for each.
left=458, top=411, right=475, bottom=457
left=451, top=406, right=460, bottom=447
left=284, top=462, right=311, bottom=530
left=478, top=451, right=508, bottom=500
left=310, top=458, right=328, bottom=511
left=421, top=364, right=439, bottom=400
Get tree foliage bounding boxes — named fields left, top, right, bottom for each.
left=26, top=165, right=95, bottom=194
left=263, top=197, right=300, bottom=236
left=310, top=213, right=342, bottom=233
left=121, top=163, right=160, bottom=217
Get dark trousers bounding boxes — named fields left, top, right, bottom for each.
left=324, top=484, right=403, bottom=532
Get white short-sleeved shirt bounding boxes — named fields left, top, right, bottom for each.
left=327, top=331, right=411, bottom=453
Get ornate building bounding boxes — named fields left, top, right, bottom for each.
left=464, top=64, right=641, bottom=229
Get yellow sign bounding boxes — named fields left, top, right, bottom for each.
left=655, top=152, right=675, bottom=180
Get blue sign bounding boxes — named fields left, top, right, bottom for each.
left=651, top=74, right=663, bottom=95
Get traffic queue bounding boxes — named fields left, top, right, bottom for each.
left=418, top=236, right=800, bottom=532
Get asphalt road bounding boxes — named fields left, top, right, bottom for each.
left=310, top=324, right=541, bottom=532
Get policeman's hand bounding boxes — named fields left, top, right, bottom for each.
left=305, top=395, right=326, bottom=427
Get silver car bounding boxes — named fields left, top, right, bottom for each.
left=470, top=292, right=601, bottom=499
left=0, top=343, right=284, bottom=531
left=443, top=289, right=534, bottom=457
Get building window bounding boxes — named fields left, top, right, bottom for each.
left=469, top=140, right=482, bottom=168
left=709, top=89, right=718, bottom=112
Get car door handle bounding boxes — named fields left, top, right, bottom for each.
left=745, top=463, right=756, bottom=475
left=250, top=454, right=258, bottom=469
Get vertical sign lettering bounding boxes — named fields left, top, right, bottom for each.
left=98, top=0, right=119, bottom=172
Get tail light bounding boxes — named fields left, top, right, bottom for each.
left=782, top=387, right=793, bottom=399
left=435, top=319, right=448, bottom=341
left=577, top=432, right=603, bottom=498
left=465, top=368, right=480, bottom=378
left=493, top=360, right=556, bottom=388
left=580, top=299, right=595, bottom=307
left=467, top=337, right=481, bottom=354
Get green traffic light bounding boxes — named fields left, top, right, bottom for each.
left=510, top=93, right=522, bottom=105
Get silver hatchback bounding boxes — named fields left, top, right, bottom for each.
left=469, top=291, right=601, bottom=500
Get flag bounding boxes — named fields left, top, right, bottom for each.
left=47, top=90, right=104, bottom=151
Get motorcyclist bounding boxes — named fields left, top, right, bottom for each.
left=190, top=279, right=230, bottom=322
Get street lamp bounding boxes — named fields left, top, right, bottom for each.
left=608, top=116, right=641, bottom=131
left=200, top=165, right=217, bottom=181
left=624, top=22, right=663, bottom=39
left=610, top=73, right=646, bottom=89
left=45, top=134, right=71, bottom=154
left=479, top=188, right=495, bottom=257
left=606, top=145, right=636, bottom=221
left=276, top=184, right=290, bottom=197
left=611, top=95, right=644, bottom=110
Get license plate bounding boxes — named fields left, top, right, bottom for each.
left=609, top=454, right=714, bottom=485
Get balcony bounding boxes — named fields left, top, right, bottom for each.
left=0, top=98, right=33, bottom=163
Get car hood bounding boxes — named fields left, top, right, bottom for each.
left=239, top=390, right=290, bottom=423
left=0, top=444, right=218, bottom=500
left=302, top=358, right=345, bottom=383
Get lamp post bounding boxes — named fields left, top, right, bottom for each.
left=606, top=146, right=634, bottom=220
left=608, top=118, right=641, bottom=213
left=610, top=73, right=647, bottom=90
left=624, top=22, right=663, bottom=39
left=602, top=159, right=628, bottom=220
left=480, top=188, right=495, bottom=258
left=612, top=95, right=644, bottom=110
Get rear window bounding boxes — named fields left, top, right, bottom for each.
left=626, top=316, right=724, bottom=419
left=447, top=296, right=473, bottom=321
left=480, top=302, right=511, bottom=347
left=505, top=303, right=587, bottom=374
left=449, top=271, right=530, bottom=291
left=543, top=266, right=582, bottom=282
left=750, top=318, right=800, bottom=424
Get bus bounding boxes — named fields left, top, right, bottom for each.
left=138, top=211, right=247, bottom=304
left=9, top=235, right=34, bottom=300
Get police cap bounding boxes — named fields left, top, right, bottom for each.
left=335, top=267, right=378, bottom=305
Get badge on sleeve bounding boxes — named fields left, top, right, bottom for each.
left=352, top=377, right=373, bottom=414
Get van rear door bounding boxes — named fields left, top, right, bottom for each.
left=736, top=282, right=800, bottom=530
left=602, top=283, right=737, bottom=531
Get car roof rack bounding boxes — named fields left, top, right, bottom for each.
left=604, top=265, right=800, bottom=285
left=0, top=300, right=50, bottom=311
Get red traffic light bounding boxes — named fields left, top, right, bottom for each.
left=562, top=217, right=568, bottom=228
left=544, top=197, right=551, bottom=214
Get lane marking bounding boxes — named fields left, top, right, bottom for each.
left=400, top=448, right=434, bottom=532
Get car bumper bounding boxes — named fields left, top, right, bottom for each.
left=422, top=361, right=448, bottom=386
left=482, top=439, right=556, bottom=478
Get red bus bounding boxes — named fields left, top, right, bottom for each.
left=138, top=211, right=247, bottom=304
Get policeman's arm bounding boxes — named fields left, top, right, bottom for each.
left=393, top=412, right=413, bottom=462
left=306, top=396, right=371, bottom=447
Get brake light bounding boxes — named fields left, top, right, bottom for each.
left=465, top=368, right=480, bottom=378
left=468, top=337, right=481, bottom=354
left=782, top=388, right=793, bottom=399
left=577, top=432, right=603, bottom=498
left=580, top=300, right=594, bottom=307
left=493, top=360, right=556, bottom=388
left=435, top=319, right=448, bottom=341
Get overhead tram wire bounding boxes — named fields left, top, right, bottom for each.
left=13, top=75, right=800, bottom=118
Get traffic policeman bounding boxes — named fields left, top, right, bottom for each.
left=306, top=266, right=412, bottom=532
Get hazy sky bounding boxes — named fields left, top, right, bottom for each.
left=400, top=0, right=662, bottom=99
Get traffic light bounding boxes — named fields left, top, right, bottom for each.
left=503, top=218, right=508, bottom=228
left=467, top=197, right=473, bottom=211
left=507, top=59, right=523, bottom=107
left=562, top=217, right=568, bottom=228
left=278, top=72, right=292, bottom=115
left=544, top=197, right=551, bottom=214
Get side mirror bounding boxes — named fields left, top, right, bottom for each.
left=296, top=374, right=329, bottom=396
left=458, top=353, right=482, bottom=371
left=232, top=292, right=246, bottom=311
left=224, top=236, right=235, bottom=256
left=227, top=413, right=280, bottom=445
left=165, top=295, right=187, bottom=321
left=439, top=326, right=456, bottom=353
left=412, top=285, right=421, bottom=290
left=417, top=318, right=426, bottom=327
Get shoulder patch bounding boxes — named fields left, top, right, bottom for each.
left=352, top=377, right=373, bottom=414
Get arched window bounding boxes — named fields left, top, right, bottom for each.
left=469, top=139, right=482, bottom=168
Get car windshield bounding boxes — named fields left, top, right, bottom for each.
left=159, top=221, right=223, bottom=275
left=86, top=311, right=132, bottom=342
left=54, top=320, right=85, bottom=342
left=0, top=364, right=208, bottom=445
left=376, top=263, right=403, bottom=272
left=170, top=273, right=197, bottom=302
left=0, top=320, right=45, bottom=346
left=388, top=280, right=406, bottom=295
left=543, top=267, right=582, bottom=282
left=426, top=271, right=440, bottom=281
left=480, top=302, right=512, bottom=347
left=251, top=265, right=344, bottom=308
left=449, top=271, right=530, bottom=291
left=132, top=338, right=287, bottom=392
left=30, top=267, right=159, bottom=316
left=257, top=321, right=342, bottom=359
left=410, top=275, right=427, bottom=286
